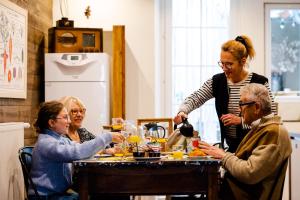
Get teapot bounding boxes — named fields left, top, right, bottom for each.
left=174, top=118, right=194, bottom=137
left=144, top=122, right=166, bottom=138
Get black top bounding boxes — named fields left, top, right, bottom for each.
left=66, top=127, right=95, bottom=143
left=212, top=72, right=268, bottom=152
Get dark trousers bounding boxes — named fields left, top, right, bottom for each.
left=89, top=195, right=131, bottom=200
left=28, top=193, right=78, bottom=200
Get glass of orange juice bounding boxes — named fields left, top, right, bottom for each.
left=172, top=145, right=184, bottom=159
left=114, top=143, right=125, bottom=157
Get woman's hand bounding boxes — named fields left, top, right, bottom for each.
left=104, top=147, right=123, bottom=155
left=173, top=112, right=188, bottom=124
left=199, top=141, right=226, bottom=159
left=111, top=133, right=125, bottom=143
left=220, top=114, right=241, bottom=126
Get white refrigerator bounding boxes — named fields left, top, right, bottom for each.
left=45, top=53, right=110, bottom=134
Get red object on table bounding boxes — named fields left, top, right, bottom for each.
left=192, top=139, right=199, bottom=147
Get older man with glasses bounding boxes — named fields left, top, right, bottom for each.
left=199, top=83, right=292, bottom=200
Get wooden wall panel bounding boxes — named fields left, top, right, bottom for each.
left=112, top=26, right=125, bottom=120
left=0, top=0, right=52, bottom=145
left=103, top=28, right=126, bottom=123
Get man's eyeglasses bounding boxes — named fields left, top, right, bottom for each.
left=239, top=101, right=256, bottom=108
left=55, top=115, right=70, bottom=120
left=218, top=61, right=233, bottom=70
left=70, top=108, right=86, bottom=115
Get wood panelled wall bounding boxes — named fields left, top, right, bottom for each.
left=0, top=0, right=52, bottom=145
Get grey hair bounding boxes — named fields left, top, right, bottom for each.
left=240, top=83, right=272, bottom=115
left=59, top=96, right=86, bottom=114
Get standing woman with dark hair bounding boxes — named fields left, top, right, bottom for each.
left=173, top=35, right=276, bottom=153
left=29, top=101, right=124, bottom=200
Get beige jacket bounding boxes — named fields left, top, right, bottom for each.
left=222, top=115, right=292, bottom=200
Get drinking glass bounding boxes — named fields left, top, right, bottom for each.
left=172, top=144, right=184, bottom=159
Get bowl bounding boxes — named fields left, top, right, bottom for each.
left=148, top=151, right=160, bottom=157
left=133, top=152, right=145, bottom=158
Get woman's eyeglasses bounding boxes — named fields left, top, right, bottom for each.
left=218, top=61, right=233, bottom=70
left=70, top=109, right=86, bottom=115
left=56, top=115, right=70, bottom=120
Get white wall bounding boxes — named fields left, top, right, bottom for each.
left=230, top=0, right=265, bottom=75
left=53, top=0, right=155, bottom=121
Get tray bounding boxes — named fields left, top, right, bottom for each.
left=94, top=154, right=113, bottom=158
left=187, top=156, right=212, bottom=160
left=134, top=157, right=161, bottom=161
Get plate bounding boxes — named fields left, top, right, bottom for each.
left=134, top=157, right=161, bottom=161
left=161, top=151, right=173, bottom=155
left=188, top=156, right=212, bottom=160
left=94, top=154, right=113, bottom=158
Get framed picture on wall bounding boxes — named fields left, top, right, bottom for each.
left=0, top=0, right=27, bottom=98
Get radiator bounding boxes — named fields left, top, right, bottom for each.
left=0, top=122, right=29, bottom=200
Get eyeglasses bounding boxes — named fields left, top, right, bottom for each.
left=239, top=101, right=256, bottom=108
left=55, top=115, right=70, bottom=120
left=70, top=108, right=86, bottom=115
left=218, top=61, right=233, bottom=70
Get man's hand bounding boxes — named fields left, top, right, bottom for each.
left=220, top=114, right=241, bottom=126
left=199, top=141, right=226, bottom=159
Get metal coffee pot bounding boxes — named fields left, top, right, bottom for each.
left=174, top=118, right=194, bottom=137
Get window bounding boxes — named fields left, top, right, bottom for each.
left=164, top=0, right=230, bottom=143
left=265, top=4, right=300, bottom=96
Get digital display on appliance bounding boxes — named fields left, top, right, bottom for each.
left=71, top=56, right=79, bottom=60
left=82, top=33, right=96, bottom=47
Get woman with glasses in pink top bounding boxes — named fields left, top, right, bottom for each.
left=173, top=35, right=276, bottom=153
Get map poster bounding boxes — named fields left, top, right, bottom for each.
left=0, top=0, right=27, bottom=98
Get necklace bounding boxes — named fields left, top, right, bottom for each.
left=68, top=131, right=80, bottom=142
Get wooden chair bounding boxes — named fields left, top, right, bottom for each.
left=19, top=147, right=80, bottom=200
left=18, top=146, right=41, bottom=200
left=137, top=118, right=174, bottom=137
left=267, top=157, right=289, bottom=200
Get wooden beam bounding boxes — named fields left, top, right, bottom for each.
left=112, top=25, right=125, bottom=119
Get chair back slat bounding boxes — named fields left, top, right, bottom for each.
left=18, top=146, right=41, bottom=200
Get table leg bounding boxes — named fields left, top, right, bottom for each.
left=208, top=167, right=219, bottom=200
left=78, top=173, right=89, bottom=200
